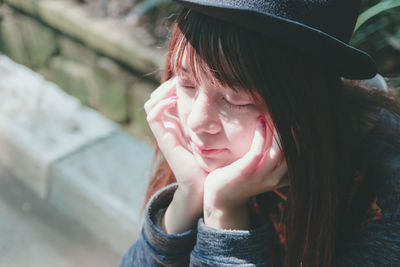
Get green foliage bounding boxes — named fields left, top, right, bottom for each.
left=354, top=0, right=400, bottom=32
left=350, top=0, right=400, bottom=79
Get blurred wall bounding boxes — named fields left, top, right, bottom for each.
left=0, top=0, right=167, bottom=143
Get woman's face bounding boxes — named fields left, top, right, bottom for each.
left=175, top=62, right=270, bottom=173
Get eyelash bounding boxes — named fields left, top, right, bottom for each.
left=180, top=84, right=253, bottom=111
left=222, top=98, right=253, bottom=111
left=181, top=84, right=196, bottom=89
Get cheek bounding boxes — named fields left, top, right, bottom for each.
left=224, top=117, right=258, bottom=157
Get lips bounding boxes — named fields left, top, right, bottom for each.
left=192, top=143, right=226, bottom=157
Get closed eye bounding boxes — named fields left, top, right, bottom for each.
left=182, top=84, right=196, bottom=89
left=178, top=78, right=196, bottom=90
left=222, top=97, right=254, bottom=110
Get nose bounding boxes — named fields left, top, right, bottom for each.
left=186, top=93, right=221, bottom=135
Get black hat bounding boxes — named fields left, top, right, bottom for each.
left=174, top=0, right=377, bottom=79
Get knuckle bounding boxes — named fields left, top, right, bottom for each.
left=144, top=101, right=151, bottom=113
left=146, top=111, right=157, bottom=122
left=150, top=90, right=157, bottom=99
left=262, top=177, right=276, bottom=190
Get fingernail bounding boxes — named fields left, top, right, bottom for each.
left=258, top=116, right=265, bottom=130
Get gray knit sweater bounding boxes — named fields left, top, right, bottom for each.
left=119, top=109, right=400, bottom=266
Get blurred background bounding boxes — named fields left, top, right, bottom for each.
left=0, top=0, right=398, bottom=266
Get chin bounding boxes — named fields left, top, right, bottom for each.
left=195, top=154, right=231, bottom=173
left=198, top=162, right=218, bottom=173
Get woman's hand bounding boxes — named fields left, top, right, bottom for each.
left=203, top=115, right=289, bottom=230
left=144, top=77, right=208, bottom=233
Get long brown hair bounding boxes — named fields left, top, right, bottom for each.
left=143, top=8, right=400, bottom=267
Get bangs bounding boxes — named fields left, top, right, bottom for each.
left=168, top=8, right=259, bottom=97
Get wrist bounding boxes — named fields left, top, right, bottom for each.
left=162, top=186, right=203, bottom=234
left=203, top=203, right=251, bottom=230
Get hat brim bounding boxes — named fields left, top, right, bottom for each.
left=175, top=0, right=377, bottom=79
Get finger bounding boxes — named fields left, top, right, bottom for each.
left=148, top=100, right=191, bottom=152
left=256, top=145, right=285, bottom=176
left=150, top=76, right=178, bottom=99
left=272, top=127, right=282, bottom=152
left=164, top=105, right=179, bottom=121
left=261, top=159, right=288, bottom=191
left=256, top=123, right=275, bottom=169
left=226, top=117, right=267, bottom=176
left=146, top=96, right=178, bottom=122
left=144, top=77, right=178, bottom=113
left=145, top=83, right=176, bottom=114
left=164, top=112, right=185, bottom=140
left=150, top=119, right=183, bottom=154
left=163, top=118, right=189, bottom=150
left=256, top=122, right=283, bottom=170
left=274, top=161, right=289, bottom=187
left=265, top=115, right=275, bottom=150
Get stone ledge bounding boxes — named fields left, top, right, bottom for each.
left=4, top=0, right=166, bottom=79
left=49, top=132, right=152, bottom=253
left=0, top=55, right=153, bottom=254
left=0, top=55, right=120, bottom=198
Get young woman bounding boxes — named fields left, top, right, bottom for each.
left=120, top=0, right=400, bottom=266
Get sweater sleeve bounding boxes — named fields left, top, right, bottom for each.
left=119, top=183, right=197, bottom=267
left=189, top=216, right=279, bottom=266
left=119, top=182, right=280, bottom=267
